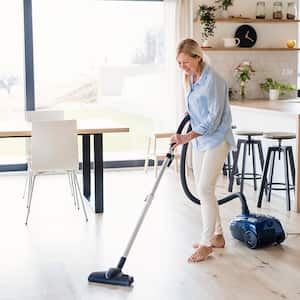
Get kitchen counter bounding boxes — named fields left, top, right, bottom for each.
left=230, top=99, right=300, bottom=212
left=230, top=99, right=300, bottom=115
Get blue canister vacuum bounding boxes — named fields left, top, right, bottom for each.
left=88, top=114, right=285, bottom=287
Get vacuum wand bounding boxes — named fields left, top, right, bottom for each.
left=88, top=148, right=175, bottom=286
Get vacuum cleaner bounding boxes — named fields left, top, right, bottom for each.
left=88, top=114, right=285, bottom=287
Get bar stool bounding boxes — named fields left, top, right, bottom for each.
left=222, top=125, right=237, bottom=177
left=257, top=132, right=296, bottom=211
left=228, top=130, right=264, bottom=194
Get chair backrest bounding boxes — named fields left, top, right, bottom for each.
left=25, top=110, right=64, bottom=122
left=31, top=120, right=78, bottom=172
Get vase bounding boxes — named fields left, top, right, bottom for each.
left=240, top=82, right=246, bottom=100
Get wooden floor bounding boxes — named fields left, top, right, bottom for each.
left=0, top=168, right=300, bottom=300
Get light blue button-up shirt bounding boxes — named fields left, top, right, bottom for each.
left=187, top=63, right=236, bottom=151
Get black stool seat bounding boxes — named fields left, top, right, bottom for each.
left=257, top=132, right=296, bottom=211
left=228, top=130, right=264, bottom=193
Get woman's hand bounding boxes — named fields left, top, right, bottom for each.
left=170, top=134, right=191, bottom=150
left=170, top=131, right=201, bottom=150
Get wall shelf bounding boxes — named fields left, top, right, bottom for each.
left=194, top=18, right=300, bottom=23
left=215, top=18, right=300, bottom=23
left=201, top=47, right=300, bottom=51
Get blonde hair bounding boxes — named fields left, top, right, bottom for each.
left=176, top=38, right=204, bottom=91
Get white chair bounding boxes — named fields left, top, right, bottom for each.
left=25, top=120, right=88, bottom=225
left=23, top=110, right=65, bottom=199
left=144, top=132, right=180, bottom=177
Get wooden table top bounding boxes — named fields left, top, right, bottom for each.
left=230, top=99, right=300, bottom=116
left=0, top=119, right=129, bottom=138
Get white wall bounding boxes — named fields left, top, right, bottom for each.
left=192, top=0, right=299, bottom=99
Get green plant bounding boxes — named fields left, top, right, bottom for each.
left=197, top=5, right=216, bottom=42
left=215, top=0, right=234, bottom=11
left=260, top=78, right=296, bottom=96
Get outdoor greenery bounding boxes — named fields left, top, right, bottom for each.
left=260, top=78, right=296, bottom=96
left=197, top=5, right=216, bottom=42
left=215, top=0, right=234, bottom=10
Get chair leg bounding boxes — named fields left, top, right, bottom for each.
left=154, top=158, right=158, bottom=177
left=26, top=173, right=33, bottom=208
left=251, top=142, right=257, bottom=190
left=68, top=171, right=77, bottom=207
left=71, top=172, right=80, bottom=210
left=23, top=173, right=29, bottom=199
left=73, top=171, right=88, bottom=222
left=25, top=174, right=36, bottom=225
left=144, top=137, right=151, bottom=173
left=240, top=142, right=247, bottom=194
left=283, top=148, right=291, bottom=211
left=258, top=148, right=272, bottom=208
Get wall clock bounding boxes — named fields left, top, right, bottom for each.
left=234, top=25, right=257, bottom=48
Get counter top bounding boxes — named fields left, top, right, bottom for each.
left=230, top=99, right=300, bottom=115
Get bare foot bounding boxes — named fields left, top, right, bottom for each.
left=188, top=245, right=212, bottom=263
left=192, top=234, right=225, bottom=249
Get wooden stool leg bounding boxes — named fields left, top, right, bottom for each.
left=283, top=148, right=291, bottom=211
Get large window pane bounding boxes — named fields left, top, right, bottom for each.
left=32, top=0, right=175, bottom=160
left=0, top=0, right=25, bottom=163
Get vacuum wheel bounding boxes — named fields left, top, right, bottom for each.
left=276, top=233, right=285, bottom=244
left=244, top=231, right=257, bottom=249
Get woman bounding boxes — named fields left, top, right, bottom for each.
left=171, top=38, right=235, bottom=262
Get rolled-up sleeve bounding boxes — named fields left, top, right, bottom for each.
left=192, top=76, right=226, bottom=136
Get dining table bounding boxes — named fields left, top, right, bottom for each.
left=0, top=119, right=129, bottom=213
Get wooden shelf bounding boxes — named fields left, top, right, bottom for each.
left=194, top=18, right=300, bottom=23
left=215, top=18, right=300, bottom=23
left=201, top=47, right=300, bottom=51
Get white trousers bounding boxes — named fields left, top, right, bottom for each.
left=192, top=141, right=230, bottom=246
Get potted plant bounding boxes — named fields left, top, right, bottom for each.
left=260, top=78, right=296, bottom=101
left=235, top=61, right=255, bottom=100
left=215, top=0, right=234, bottom=18
left=197, top=5, right=216, bottom=47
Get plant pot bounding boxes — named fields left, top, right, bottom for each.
left=201, top=40, right=209, bottom=48
left=269, top=89, right=279, bottom=101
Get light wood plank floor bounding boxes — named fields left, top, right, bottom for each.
left=0, top=168, right=300, bottom=300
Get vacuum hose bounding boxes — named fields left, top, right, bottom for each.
left=175, top=114, right=250, bottom=216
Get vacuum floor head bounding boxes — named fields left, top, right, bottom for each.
left=230, top=213, right=285, bottom=249
left=88, top=268, right=134, bottom=287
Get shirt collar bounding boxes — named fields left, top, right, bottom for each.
left=190, top=63, right=209, bottom=87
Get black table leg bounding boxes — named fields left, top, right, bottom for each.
left=82, top=135, right=91, bottom=200
left=94, top=134, right=103, bottom=213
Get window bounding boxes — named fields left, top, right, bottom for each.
left=32, top=0, right=175, bottom=161
left=0, top=0, right=25, bottom=163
